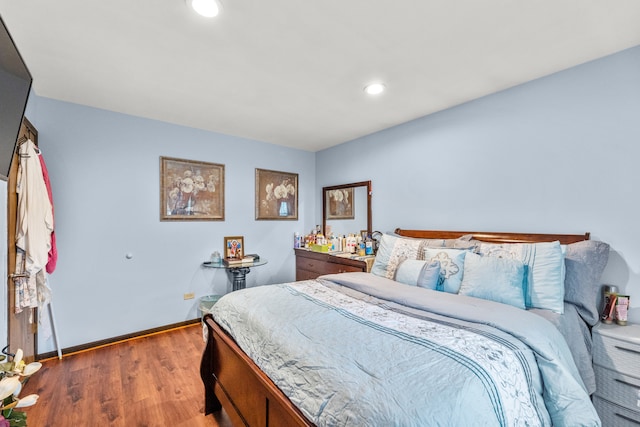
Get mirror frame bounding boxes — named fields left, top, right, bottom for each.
left=322, top=180, right=372, bottom=237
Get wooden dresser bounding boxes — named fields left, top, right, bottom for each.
left=294, top=249, right=373, bottom=281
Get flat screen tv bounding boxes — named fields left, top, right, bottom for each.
left=0, top=14, right=32, bottom=181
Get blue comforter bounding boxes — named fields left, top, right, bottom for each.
left=212, top=272, right=600, bottom=427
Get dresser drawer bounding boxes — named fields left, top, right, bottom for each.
left=296, top=268, right=320, bottom=281
left=294, top=249, right=368, bottom=282
left=325, top=262, right=363, bottom=274
left=296, top=257, right=363, bottom=275
left=593, top=395, right=640, bottom=427
left=594, top=365, right=640, bottom=413
left=296, top=257, right=328, bottom=274
left=593, top=333, right=640, bottom=374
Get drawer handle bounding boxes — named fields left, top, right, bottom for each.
left=615, top=378, right=640, bottom=389
left=615, top=345, right=640, bottom=356
left=615, top=413, right=640, bottom=425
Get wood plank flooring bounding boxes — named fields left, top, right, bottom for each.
left=20, top=323, right=232, bottom=427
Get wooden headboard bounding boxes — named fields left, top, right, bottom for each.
left=394, top=228, right=590, bottom=245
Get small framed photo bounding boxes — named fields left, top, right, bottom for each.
left=224, top=236, right=244, bottom=259
left=255, top=168, right=298, bottom=220
left=326, top=187, right=354, bottom=220
left=160, top=156, right=225, bottom=221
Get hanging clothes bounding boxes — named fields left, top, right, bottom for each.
left=37, top=147, right=56, bottom=339
left=12, top=251, right=38, bottom=313
left=14, top=139, right=54, bottom=314
left=37, top=149, right=57, bottom=273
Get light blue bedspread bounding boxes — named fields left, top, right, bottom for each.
left=212, top=272, right=600, bottom=427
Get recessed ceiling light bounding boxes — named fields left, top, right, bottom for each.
left=187, top=0, right=222, bottom=17
left=364, top=83, right=386, bottom=95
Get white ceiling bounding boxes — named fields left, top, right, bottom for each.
left=1, top=1, right=640, bottom=152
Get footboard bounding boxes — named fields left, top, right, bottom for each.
left=200, top=313, right=314, bottom=427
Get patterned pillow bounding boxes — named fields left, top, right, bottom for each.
left=372, top=233, right=478, bottom=280
left=371, top=234, right=427, bottom=279
left=394, top=259, right=441, bottom=289
left=479, top=241, right=565, bottom=313
left=424, top=248, right=468, bottom=293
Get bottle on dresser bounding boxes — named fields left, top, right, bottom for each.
left=346, top=234, right=357, bottom=254
left=365, top=235, right=374, bottom=255
left=357, top=235, right=365, bottom=256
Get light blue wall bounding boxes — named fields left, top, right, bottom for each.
left=317, top=46, right=640, bottom=324
left=19, top=45, right=640, bottom=353
left=25, top=96, right=315, bottom=353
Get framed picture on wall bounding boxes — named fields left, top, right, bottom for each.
left=255, top=168, right=298, bottom=220
left=224, top=236, right=244, bottom=259
left=326, top=187, right=354, bottom=220
left=160, top=156, right=225, bottom=221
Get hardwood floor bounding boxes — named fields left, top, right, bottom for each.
left=20, top=323, right=233, bottom=427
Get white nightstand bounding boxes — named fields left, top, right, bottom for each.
left=592, top=322, right=640, bottom=426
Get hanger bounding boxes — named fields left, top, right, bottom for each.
left=15, top=136, right=34, bottom=157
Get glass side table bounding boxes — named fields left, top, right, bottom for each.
left=202, top=259, right=268, bottom=291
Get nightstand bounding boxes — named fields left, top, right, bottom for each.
left=592, top=322, right=640, bottom=426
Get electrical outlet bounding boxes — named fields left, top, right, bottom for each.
left=183, top=292, right=195, bottom=300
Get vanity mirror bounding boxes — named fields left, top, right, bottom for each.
left=322, top=181, right=372, bottom=238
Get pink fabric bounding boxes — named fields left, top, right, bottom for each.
left=38, top=151, right=57, bottom=273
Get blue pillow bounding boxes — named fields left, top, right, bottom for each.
left=479, top=241, right=565, bottom=313
left=458, top=252, right=526, bottom=309
left=424, top=248, right=468, bottom=293
left=563, top=240, right=610, bottom=326
left=394, top=260, right=441, bottom=289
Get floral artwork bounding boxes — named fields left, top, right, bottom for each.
left=326, top=187, right=354, bottom=220
left=160, top=157, right=224, bottom=221
left=255, top=169, right=298, bottom=220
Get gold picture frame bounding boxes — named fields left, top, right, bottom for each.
left=255, top=168, right=298, bottom=220
left=325, top=187, right=354, bottom=220
left=160, top=156, right=225, bottom=221
left=224, top=236, right=244, bottom=259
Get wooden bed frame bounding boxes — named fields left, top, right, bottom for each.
left=200, top=229, right=590, bottom=426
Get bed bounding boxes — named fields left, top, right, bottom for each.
left=200, top=229, right=610, bottom=426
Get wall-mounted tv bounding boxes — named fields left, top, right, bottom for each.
left=0, top=14, right=32, bottom=181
